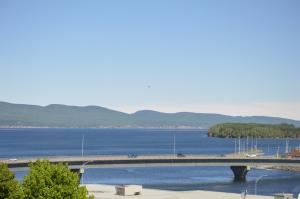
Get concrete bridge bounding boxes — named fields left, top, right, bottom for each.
left=2, top=155, right=300, bottom=181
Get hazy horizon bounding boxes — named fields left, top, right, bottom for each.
left=1, top=1, right=299, bottom=120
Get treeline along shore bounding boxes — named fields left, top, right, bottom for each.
left=208, top=123, right=300, bottom=138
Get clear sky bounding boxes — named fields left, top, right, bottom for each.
left=1, top=0, right=300, bottom=120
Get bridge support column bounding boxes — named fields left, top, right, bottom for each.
left=230, top=166, right=250, bottom=181
left=70, top=168, right=84, bottom=183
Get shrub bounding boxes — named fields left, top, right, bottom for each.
left=0, top=163, right=24, bottom=199
left=22, top=160, right=93, bottom=199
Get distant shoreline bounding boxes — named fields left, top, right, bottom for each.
left=0, top=126, right=207, bottom=130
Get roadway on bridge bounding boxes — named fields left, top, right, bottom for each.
left=2, top=154, right=300, bottom=169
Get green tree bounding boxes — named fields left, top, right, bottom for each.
left=22, top=160, right=93, bottom=199
left=208, top=123, right=300, bottom=138
left=0, top=163, right=24, bottom=199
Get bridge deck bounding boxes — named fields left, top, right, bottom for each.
left=2, top=155, right=300, bottom=169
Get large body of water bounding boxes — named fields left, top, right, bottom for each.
left=1, top=128, right=300, bottom=196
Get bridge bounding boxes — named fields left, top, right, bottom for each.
left=2, top=155, right=300, bottom=181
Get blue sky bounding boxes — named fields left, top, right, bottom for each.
left=1, top=1, right=300, bottom=119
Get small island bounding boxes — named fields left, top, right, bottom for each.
left=208, top=123, right=300, bottom=138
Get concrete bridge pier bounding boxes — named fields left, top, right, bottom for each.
left=230, top=166, right=250, bottom=181
left=70, top=168, right=85, bottom=183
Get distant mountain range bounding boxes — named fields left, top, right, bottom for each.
left=1, top=101, right=300, bottom=129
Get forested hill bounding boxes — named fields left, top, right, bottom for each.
left=208, top=123, right=300, bottom=138
left=1, top=101, right=300, bottom=128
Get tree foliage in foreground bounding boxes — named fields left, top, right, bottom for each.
left=22, top=160, right=93, bottom=199
left=0, top=163, right=24, bottom=199
left=208, top=123, right=300, bottom=138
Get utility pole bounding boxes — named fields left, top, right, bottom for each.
left=238, top=137, right=241, bottom=154
left=246, top=136, right=249, bottom=152
left=255, top=138, right=258, bottom=151
left=235, top=138, right=237, bottom=154
left=81, top=135, right=85, bottom=157
left=255, top=175, right=268, bottom=195
left=241, top=140, right=243, bottom=153
left=173, top=134, right=176, bottom=157
left=241, top=140, right=244, bottom=153
left=81, top=161, right=91, bottom=184
left=285, top=139, right=289, bottom=154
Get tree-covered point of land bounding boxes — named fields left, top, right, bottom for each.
left=208, top=123, right=300, bottom=138
left=0, top=163, right=24, bottom=199
left=22, top=160, right=93, bottom=199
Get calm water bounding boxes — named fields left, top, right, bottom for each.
left=1, top=128, right=300, bottom=196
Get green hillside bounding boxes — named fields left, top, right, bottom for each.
left=1, top=101, right=300, bottom=128
left=0, top=102, right=132, bottom=127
